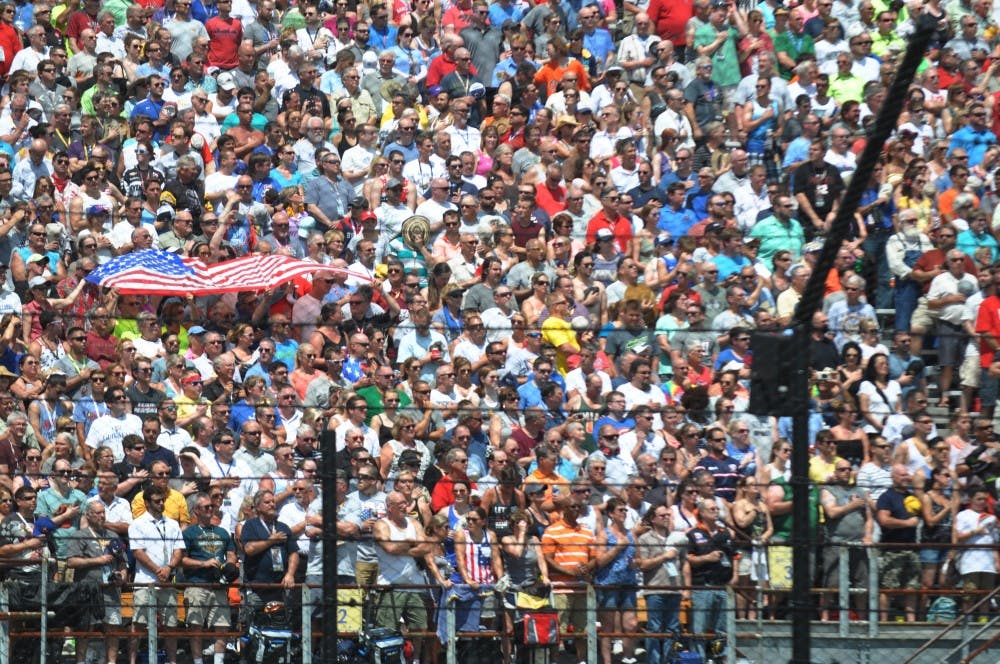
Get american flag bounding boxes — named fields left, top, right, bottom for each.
left=86, top=249, right=221, bottom=295
left=87, top=250, right=372, bottom=296
left=197, top=254, right=372, bottom=291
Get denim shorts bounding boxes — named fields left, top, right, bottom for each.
left=595, top=587, right=637, bottom=610
left=918, top=546, right=949, bottom=565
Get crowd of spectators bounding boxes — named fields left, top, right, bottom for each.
left=0, top=0, right=999, bottom=662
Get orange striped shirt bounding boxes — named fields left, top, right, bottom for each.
left=541, top=519, right=596, bottom=589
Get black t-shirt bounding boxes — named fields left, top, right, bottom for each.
left=125, top=383, right=166, bottom=418
left=688, top=525, right=734, bottom=586
left=809, top=337, right=841, bottom=372
left=876, top=488, right=918, bottom=544
left=791, top=161, right=844, bottom=236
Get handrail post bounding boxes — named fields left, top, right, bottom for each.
left=867, top=546, right=878, bottom=637
left=39, top=557, right=47, bottom=664
left=147, top=587, right=157, bottom=664
left=0, top=582, right=9, bottom=664
left=838, top=544, right=849, bottom=637
left=586, top=584, right=597, bottom=664
left=446, top=594, right=456, bottom=664
left=301, top=583, right=312, bottom=663
left=726, top=586, right=736, bottom=663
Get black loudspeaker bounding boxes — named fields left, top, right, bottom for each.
left=749, top=332, right=801, bottom=417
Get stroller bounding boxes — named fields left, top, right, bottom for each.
left=242, top=599, right=302, bottom=664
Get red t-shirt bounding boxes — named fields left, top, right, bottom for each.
left=535, top=182, right=567, bottom=217
left=441, top=5, right=474, bottom=33
left=976, top=294, right=1000, bottom=368
left=205, top=16, right=244, bottom=70
left=648, top=0, right=695, bottom=48
left=586, top=210, right=633, bottom=254
left=426, top=53, right=456, bottom=89
left=86, top=330, right=118, bottom=370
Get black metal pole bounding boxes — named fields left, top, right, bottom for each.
left=789, top=375, right=812, bottom=664
left=320, top=430, right=338, bottom=659
left=787, top=16, right=937, bottom=664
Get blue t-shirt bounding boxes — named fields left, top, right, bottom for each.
left=183, top=523, right=235, bottom=583
left=875, top=488, right=918, bottom=543
left=241, top=517, right=297, bottom=588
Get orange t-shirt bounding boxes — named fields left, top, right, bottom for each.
left=541, top=519, right=596, bottom=587
left=533, top=59, right=590, bottom=97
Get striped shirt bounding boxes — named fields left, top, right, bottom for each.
left=455, top=528, right=495, bottom=585
left=541, top=519, right=596, bottom=591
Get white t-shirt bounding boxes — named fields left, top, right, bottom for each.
left=85, top=413, right=144, bottom=462
left=129, top=512, right=184, bottom=584
left=955, top=509, right=999, bottom=575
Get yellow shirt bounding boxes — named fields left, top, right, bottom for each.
left=131, top=488, right=191, bottom=526
left=541, top=315, right=579, bottom=376
left=808, top=454, right=844, bottom=485
left=174, top=392, right=208, bottom=429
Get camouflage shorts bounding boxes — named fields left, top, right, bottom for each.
left=879, top=550, right=921, bottom=590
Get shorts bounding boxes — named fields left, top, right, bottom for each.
left=962, top=571, right=996, bottom=591
left=356, top=560, right=379, bottom=587
left=132, top=587, right=179, bottom=627
left=979, top=368, right=999, bottom=408
left=936, top=322, right=966, bottom=367
left=184, top=586, right=232, bottom=627
left=910, top=297, right=938, bottom=331
left=737, top=551, right=752, bottom=577
left=960, top=351, right=981, bottom=388
left=102, top=594, right=123, bottom=626
left=595, top=587, right=637, bottom=610
left=918, top=545, right=949, bottom=565
left=374, top=590, right=427, bottom=632
left=821, top=544, right=869, bottom=589
left=879, top=550, right=921, bottom=590
left=553, top=591, right=588, bottom=634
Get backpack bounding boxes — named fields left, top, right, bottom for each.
left=926, top=596, right=958, bottom=623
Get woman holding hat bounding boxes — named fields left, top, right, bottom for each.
left=554, top=114, right=580, bottom=159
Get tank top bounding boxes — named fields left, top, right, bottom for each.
left=595, top=528, right=636, bottom=586
left=526, top=507, right=550, bottom=541
left=670, top=504, right=697, bottom=533
left=38, top=341, right=67, bottom=373
left=487, top=490, right=518, bottom=538
left=592, top=252, right=621, bottom=286
left=384, top=438, right=431, bottom=480
left=450, top=528, right=495, bottom=585
left=501, top=538, right=540, bottom=587
left=376, top=517, right=423, bottom=585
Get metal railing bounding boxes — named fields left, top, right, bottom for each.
left=0, top=542, right=997, bottom=664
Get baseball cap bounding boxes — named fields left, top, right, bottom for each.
left=217, top=72, right=237, bottom=91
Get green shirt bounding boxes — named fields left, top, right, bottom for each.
left=772, top=29, right=815, bottom=79
left=694, top=24, right=742, bottom=87
left=828, top=71, right=866, bottom=104
left=356, top=385, right=412, bottom=425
